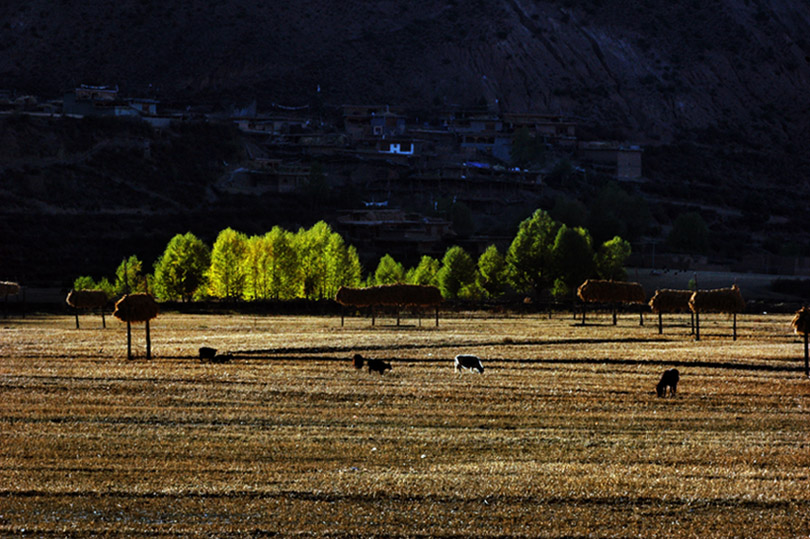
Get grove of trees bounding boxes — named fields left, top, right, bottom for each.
left=73, top=210, right=632, bottom=303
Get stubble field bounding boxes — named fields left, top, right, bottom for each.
left=1, top=309, right=809, bottom=537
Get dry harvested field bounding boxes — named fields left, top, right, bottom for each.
left=1, top=310, right=809, bottom=537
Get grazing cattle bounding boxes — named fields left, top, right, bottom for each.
left=199, top=346, right=217, bottom=362
left=455, top=354, right=484, bottom=373
left=211, top=353, right=233, bottom=364
left=353, top=353, right=365, bottom=369
left=366, top=358, right=392, bottom=375
left=656, top=368, right=680, bottom=397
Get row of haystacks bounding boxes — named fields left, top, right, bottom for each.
left=649, top=289, right=694, bottom=314
left=113, top=294, right=159, bottom=323
left=1, top=281, right=20, bottom=296
left=66, top=290, right=108, bottom=310
left=335, top=284, right=443, bottom=308
left=577, top=280, right=646, bottom=305
left=689, top=285, right=745, bottom=314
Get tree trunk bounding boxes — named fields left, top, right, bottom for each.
left=126, top=321, right=132, bottom=360
left=145, top=320, right=152, bottom=360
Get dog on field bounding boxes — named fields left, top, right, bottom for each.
left=656, top=368, right=679, bottom=397
left=455, top=354, right=484, bottom=373
left=352, top=353, right=365, bottom=370
left=199, top=346, right=217, bottom=362
left=366, top=358, right=392, bottom=375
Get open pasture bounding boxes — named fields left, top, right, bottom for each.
left=1, top=311, right=809, bottom=537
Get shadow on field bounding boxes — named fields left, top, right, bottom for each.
left=231, top=337, right=663, bottom=359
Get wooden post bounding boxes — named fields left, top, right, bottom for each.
left=658, top=312, right=663, bottom=335
left=101, top=309, right=106, bottom=329
left=695, top=312, right=700, bottom=341
left=396, top=308, right=400, bottom=326
left=75, top=310, right=80, bottom=329
left=126, top=321, right=133, bottom=360
left=691, top=313, right=695, bottom=335
left=341, top=307, right=344, bottom=327
left=733, top=313, right=737, bottom=341
left=435, top=306, right=439, bottom=327
left=145, top=320, right=152, bottom=360
left=612, top=307, right=617, bottom=326
left=371, top=306, right=375, bottom=326
left=581, top=303, right=586, bottom=325
left=639, top=311, right=644, bottom=326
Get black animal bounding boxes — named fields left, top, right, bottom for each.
left=455, top=354, right=484, bottom=373
left=211, top=353, right=233, bottom=364
left=352, top=353, right=365, bottom=369
left=656, top=368, right=680, bottom=397
left=199, top=346, right=217, bottom=362
left=366, top=358, right=392, bottom=375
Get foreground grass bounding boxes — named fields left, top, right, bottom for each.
left=1, top=311, right=808, bottom=537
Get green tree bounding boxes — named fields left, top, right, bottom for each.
left=550, top=225, right=594, bottom=298
left=152, top=232, right=210, bottom=301
left=594, top=236, right=632, bottom=281
left=406, top=256, right=440, bottom=286
left=667, top=211, right=709, bottom=253
left=324, top=232, right=362, bottom=297
left=293, top=221, right=359, bottom=300
left=476, top=245, right=507, bottom=298
left=244, top=234, right=272, bottom=300
left=373, top=254, right=406, bottom=285
left=115, top=255, right=148, bottom=295
left=505, top=209, right=561, bottom=297
left=73, top=275, right=115, bottom=297
left=437, top=245, right=478, bottom=299
left=207, top=228, right=248, bottom=300
left=264, top=226, right=299, bottom=300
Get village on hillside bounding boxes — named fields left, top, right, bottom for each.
left=2, top=85, right=808, bottom=282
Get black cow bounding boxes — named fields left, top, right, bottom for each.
left=656, top=368, right=680, bottom=397
left=352, top=353, right=365, bottom=369
left=367, top=358, right=392, bottom=375
left=199, top=346, right=217, bottom=362
left=211, top=353, right=233, bottom=364
left=455, top=354, right=484, bottom=373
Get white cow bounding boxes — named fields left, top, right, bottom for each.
left=455, top=354, right=484, bottom=373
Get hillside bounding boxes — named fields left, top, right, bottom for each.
left=2, top=0, right=810, bottom=284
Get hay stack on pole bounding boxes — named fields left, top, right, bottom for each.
left=790, top=307, right=810, bottom=377
left=335, top=284, right=443, bottom=326
left=1, top=281, right=20, bottom=318
left=649, top=289, right=694, bottom=335
left=688, top=285, right=745, bottom=341
left=576, top=280, right=646, bottom=326
left=113, top=294, right=159, bottom=360
left=66, top=289, right=109, bottom=329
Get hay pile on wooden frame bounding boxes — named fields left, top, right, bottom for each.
left=649, top=289, right=693, bottom=313
left=335, top=285, right=443, bottom=307
left=113, top=294, right=159, bottom=323
left=688, top=285, right=745, bottom=313
left=0, top=281, right=20, bottom=296
left=791, top=306, right=810, bottom=335
left=577, top=280, right=646, bottom=304
left=66, top=290, right=108, bottom=310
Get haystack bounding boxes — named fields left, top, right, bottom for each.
left=649, top=289, right=694, bottom=335
left=649, top=289, right=693, bottom=314
left=688, top=285, right=745, bottom=341
left=576, top=280, right=646, bottom=326
left=791, top=306, right=810, bottom=335
left=791, top=306, right=810, bottom=377
left=577, top=280, right=646, bottom=304
left=113, top=294, right=159, bottom=360
left=335, top=284, right=443, bottom=326
left=66, top=289, right=109, bottom=329
left=0, top=281, right=20, bottom=296
left=688, top=285, right=745, bottom=314
left=113, top=294, right=159, bottom=323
